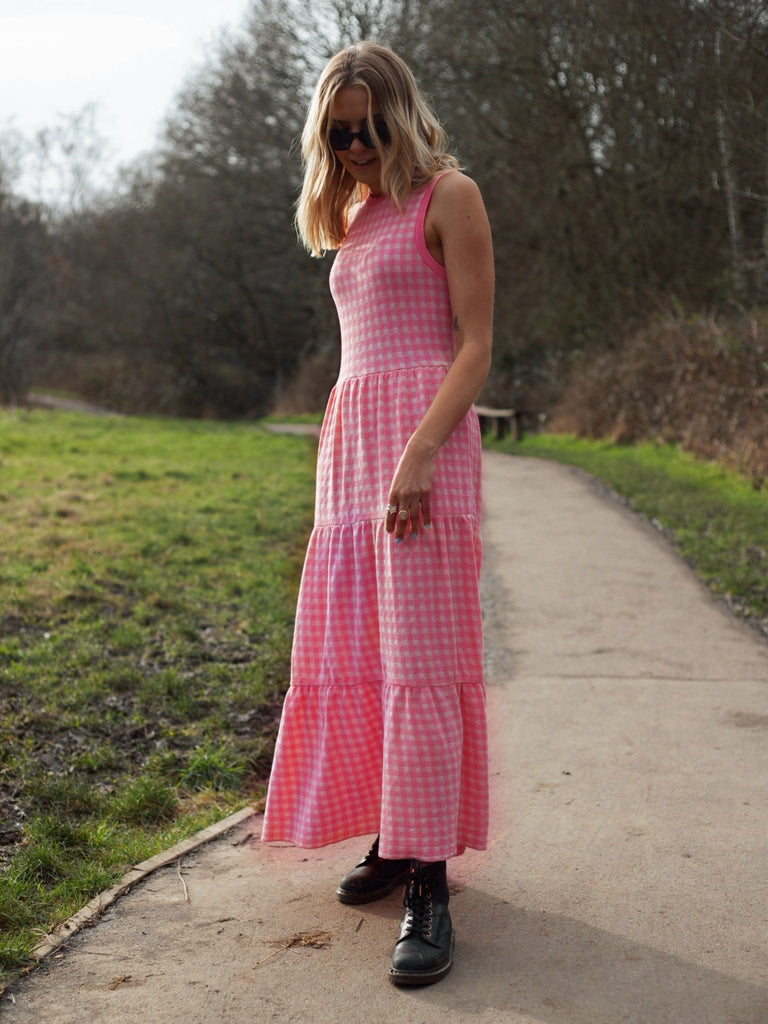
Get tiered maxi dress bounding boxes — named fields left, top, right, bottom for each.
left=261, top=174, right=489, bottom=862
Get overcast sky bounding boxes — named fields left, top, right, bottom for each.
left=0, top=0, right=250, bottom=185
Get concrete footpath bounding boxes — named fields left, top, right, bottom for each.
left=3, top=451, right=767, bottom=1023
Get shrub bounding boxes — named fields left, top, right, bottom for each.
left=549, top=312, right=768, bottom=486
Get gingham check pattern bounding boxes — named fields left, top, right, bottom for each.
left=262, top=176, right=489, bottom=860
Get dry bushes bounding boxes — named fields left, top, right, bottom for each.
left=549, top=313, right=768, bottom=486
left=271, top=346, right=339, bottom=417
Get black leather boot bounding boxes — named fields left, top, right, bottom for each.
left=388, top=860, right=454, bottom=985
left=336, top=836, right=411, bottom=904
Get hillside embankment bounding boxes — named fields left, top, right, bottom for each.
left=546, top=312, right=768, bottom=487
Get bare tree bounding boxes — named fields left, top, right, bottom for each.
left=21, top=0, right=768, bottom=417
left=27, top=104, right=109, bottom=214
left=0, top=183, right=51, bottom=403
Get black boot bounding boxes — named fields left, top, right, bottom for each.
left=336, top=836, right=411, bottom=905
left=388, top=860, right=454, bottom=985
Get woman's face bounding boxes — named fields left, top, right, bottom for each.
left=329, top=85, right=385, bottom=195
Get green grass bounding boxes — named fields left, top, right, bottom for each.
left=490, top=433, right=768, bottom=626
left=263, top=412, right=323, bottom=425
left=0, top=409, right=316, bottom=979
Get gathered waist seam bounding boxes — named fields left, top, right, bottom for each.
left=335, top=362, right=452, bottom=386
left=311, top=511, right=480, bottom=529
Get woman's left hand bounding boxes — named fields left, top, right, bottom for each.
left=385, top=437, right=435, bottom=540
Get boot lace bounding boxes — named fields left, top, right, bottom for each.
left=402, top=867, right=434, bottom=938
left=359, top=836, right=381, bottom=866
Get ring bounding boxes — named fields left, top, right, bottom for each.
left=397, top=509, right=409, bottom=521
left=386, top=504, right=397, bottom=515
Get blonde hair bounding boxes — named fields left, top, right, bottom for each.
left=296, top=42, right=458, bottom=256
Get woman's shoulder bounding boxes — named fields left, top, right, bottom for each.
left=426, top=171, right=488, bottom=229
left=430, top=169, right=483, bottom=204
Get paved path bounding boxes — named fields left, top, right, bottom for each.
left=4, top=452, right=767, bottom=1023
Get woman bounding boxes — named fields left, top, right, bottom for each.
left=262, top=41, right=494, bottom=986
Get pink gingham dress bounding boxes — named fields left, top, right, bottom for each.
left=261, top=174, right=489, bottom=861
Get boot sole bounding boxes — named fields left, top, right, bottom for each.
left=388, top=930, right=455, bottom=986
left=335, top=868, right=410, bottom=905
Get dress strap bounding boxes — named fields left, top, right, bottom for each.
left=417, top=171, right=449, bottom=221
left=415, top=171, right=451, bottom=279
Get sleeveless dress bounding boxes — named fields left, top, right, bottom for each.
left=261, top=174, right=489, bottom=862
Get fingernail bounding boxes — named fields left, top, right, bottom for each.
left=395, top=537, right=403, bottom=544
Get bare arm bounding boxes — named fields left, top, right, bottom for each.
left=386, top=171, right=494, bottom=539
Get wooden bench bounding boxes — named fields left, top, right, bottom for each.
left=475, top=405, right=524, bottom=440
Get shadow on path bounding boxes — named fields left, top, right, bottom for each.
left=438, top=887, right=768, bottom=1024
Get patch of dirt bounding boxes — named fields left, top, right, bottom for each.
left=0, top=789, right=26, bottom=868
left=25, top=393, right=122, bottom=417
left=0, top=679, right=284, bottom=870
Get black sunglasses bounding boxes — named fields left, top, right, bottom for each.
left=328, top=122, right=390, bottom=151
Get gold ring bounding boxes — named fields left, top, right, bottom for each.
left=397, top=509, right=409, bottom=521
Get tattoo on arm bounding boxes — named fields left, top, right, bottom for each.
left=453, top=316, right=460, bottom=332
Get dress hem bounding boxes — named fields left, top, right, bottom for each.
left=259, top=825, right=488, bottom=862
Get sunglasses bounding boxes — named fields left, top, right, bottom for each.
left=328, top=122, right=390, bottom=151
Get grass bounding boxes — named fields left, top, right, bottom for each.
left=262, top=412, right=323, bottom=425
left=489, top=433, right=768, bottom=628
left=0, top=409, right=316, bottom=980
